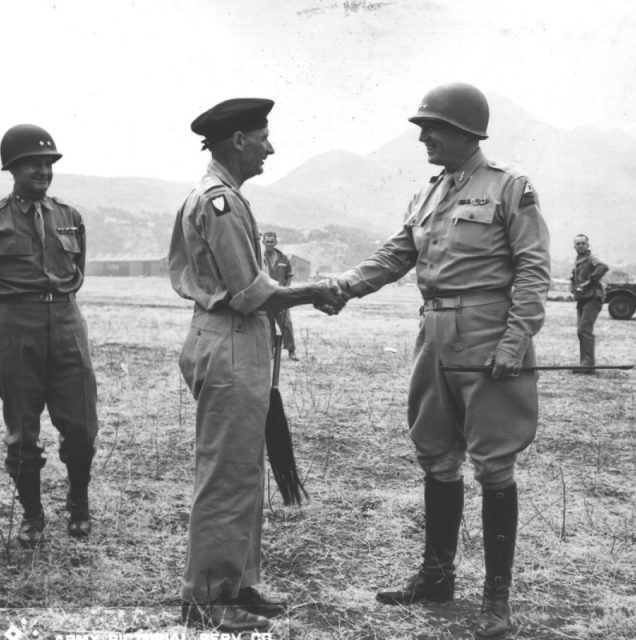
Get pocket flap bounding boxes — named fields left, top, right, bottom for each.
left=452, top=205, right=495, bottom=225
left=58, top=234, right=81, bottom=253
left=0, top=235, right=33, bottom=255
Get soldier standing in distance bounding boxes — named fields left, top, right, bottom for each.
left=169, top=98, right=346, bottom=632
left=333, top=83, right=551, bottom=639
left=570, top=234, right=608, bottom=374
left=263, top=231, right=299, bottom=360
left=0, top=124, right=98, bottom=545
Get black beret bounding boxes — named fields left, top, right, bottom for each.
left=191, top=98, right=275, bottom=144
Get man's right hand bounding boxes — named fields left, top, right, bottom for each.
left=313, top=279, right=350, bottom=315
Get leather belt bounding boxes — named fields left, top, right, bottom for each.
left=0, top=292, right=76, bottom=304
left=420, top=290, right=509, bottom=313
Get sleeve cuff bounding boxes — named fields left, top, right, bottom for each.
left=229, top=271, right=279, bottom=315
left=496, top=329, right=531, bottom=361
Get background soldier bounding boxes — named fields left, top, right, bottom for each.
left=169, top=98, right=345, bottom=632
left=570, top=234, right=608, bottom=373
left=335, top=83, right=550, bottom=639
left=0, top=124, right=98, bottom=545
left=263, top=231, right=298, bottom=360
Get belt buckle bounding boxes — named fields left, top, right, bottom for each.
left=431, top=297, right=443, bottom=310
left=40, top=293, right=53, bottom=303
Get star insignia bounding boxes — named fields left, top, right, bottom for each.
left=519, top=181, right=537, bottom=208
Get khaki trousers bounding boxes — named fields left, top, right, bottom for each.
left=179, top=306, right=271, bottom=603
left=408, top=298, right=538, bottom=489
left=0, top=299, right=98, bottom=475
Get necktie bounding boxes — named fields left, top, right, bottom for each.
left=427, top=173, right=454, bottom=214
left=33, top=202, right=46, bottom=244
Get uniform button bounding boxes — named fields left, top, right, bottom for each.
left=469, top=214, right=475, bottom=219
left=432, top=239, right=438, bottom=245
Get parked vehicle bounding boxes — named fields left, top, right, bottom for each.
left=605, top=283, right=636, bottom=320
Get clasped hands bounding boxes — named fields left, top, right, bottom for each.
left=311, top=278, right=350, bottom=316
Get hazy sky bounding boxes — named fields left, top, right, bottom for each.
left=2, top=0, right=635, bottom=184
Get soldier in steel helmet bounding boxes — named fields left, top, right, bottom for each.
left=0, top=124, right=98, bottom=546
left=169, top=98, right=346, bottom=632
left=333, top=83, right=551, bottom=639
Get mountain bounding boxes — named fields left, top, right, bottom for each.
left=265, top=150, right=417, bottom=235
left=0, top=172, right=192, bottom=217
left=369, top=93, right=636, bottom=264
left=2, top=93, right=636, bottom=269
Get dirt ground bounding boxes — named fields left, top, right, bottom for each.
left=0, top=276, right=634, bottom=640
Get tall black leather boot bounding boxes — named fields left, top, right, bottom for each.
left=377, top=476, right=464, bottom=605
left=474, top=484, right=518, bottom=640
left=11, top=470, right=45, bottom=547
left=66, top=459, right=92, bottom=537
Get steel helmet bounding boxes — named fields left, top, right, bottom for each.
left=409, top=83, right=489, bottom=139
left=1, top=124, right=63, bottom=170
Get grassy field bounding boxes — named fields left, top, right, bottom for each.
left=0, top=276, right=634, bottom=640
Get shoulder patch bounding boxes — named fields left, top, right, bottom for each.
left=519, top=181, right=537, bottom=208
left=211, top=194, right=231, bottom=216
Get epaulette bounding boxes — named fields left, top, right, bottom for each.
left=51, top=195, right=74, bottom=207
left=487, top=160, right=527, bottom=180
left=200, top=172, right=227, bottom=195
left=0, top=196, right=8, bottom=209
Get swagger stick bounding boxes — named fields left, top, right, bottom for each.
left=442, top=364, right=634, bottom=373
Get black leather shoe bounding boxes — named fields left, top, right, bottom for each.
left=474, top=580, right=511, bottom=639
left=181, top=600, right=270, bottom=631
left=18, top=511, right=45, bottom=547
left=376, top=572, right=454, bottom=605
left=233, top=586, right=288, bottom=617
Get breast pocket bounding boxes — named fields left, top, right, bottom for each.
left=0, top=234, right=33, bottom=256
left=449, top=205, right=496, bottom=252
left=57, top=233, right=81, bottom=254
left=411, top=225, right=427, bottom=251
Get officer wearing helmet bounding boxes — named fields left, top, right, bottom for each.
left=0, top=124, right=98, bottom=546
left=334, top=83, right=550, bottom=638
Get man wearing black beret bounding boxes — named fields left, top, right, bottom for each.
left=169, top=98, right=347, bottom=631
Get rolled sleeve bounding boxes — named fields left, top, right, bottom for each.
left=229, top=271, right=279, bottom=314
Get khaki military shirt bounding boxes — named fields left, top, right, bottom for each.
left=0, top=193, right=86, bottom=297
left=169, top=159, right=278, bottom=314
left=342, top=149, right=551, bottom=358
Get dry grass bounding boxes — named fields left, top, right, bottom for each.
left=0, top=276, right=634, bottom=639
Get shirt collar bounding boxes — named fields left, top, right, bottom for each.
left=12, top=192, right=53, bottom=214
left=444, top=147, right=486, bottom=191
left=203, top=158, right=240, bottom=191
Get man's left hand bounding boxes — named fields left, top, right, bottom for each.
left=486, top=350, right=521, bottom=379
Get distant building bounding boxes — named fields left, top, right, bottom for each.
left=289, top=254, right=311, bottom=281
left=86, top=253, right=168, bottom=277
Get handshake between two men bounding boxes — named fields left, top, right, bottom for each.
left=312, top=278, right=350, bottom=316
left=263, top=278, right=350, bottom=316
